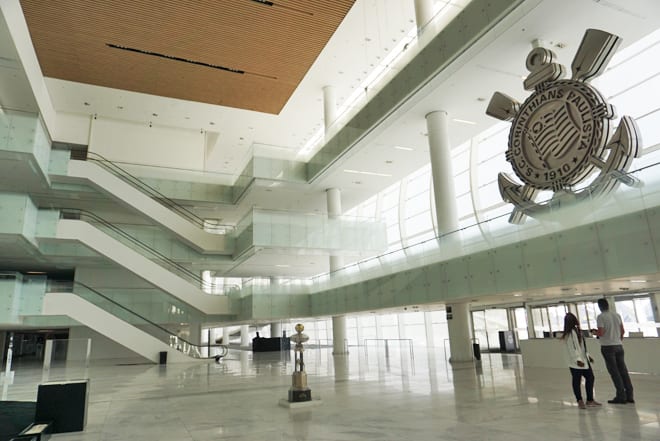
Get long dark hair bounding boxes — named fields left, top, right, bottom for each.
left=561, top=312, right=581, bottom=342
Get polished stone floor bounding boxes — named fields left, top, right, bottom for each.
left=2, top=346, right=659, bottom=440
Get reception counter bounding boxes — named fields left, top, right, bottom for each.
left=520, top=337, right=660, bottom=375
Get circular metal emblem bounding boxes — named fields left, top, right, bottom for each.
left=485, top=29, right=641, bottom=224
left=509, top=80, right=608, bottom=190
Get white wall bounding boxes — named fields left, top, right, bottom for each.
left=54, top=112, right=91, bottom=145
left=89, top=117, right=205, bottom=170
left=520, top=337, right=660, bottom=375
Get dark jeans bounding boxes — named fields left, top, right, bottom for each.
left=569, top=367, right=594, bottom=401
left=601, top=345, right=634, bottom=400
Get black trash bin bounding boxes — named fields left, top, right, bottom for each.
left=159, top=351, right=167, bottom=365
left=472, top=341, right=481, bottom=361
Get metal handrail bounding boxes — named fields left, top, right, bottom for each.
left=85, top=151, right=228, bottom=232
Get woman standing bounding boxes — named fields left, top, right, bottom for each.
left=561, top=312, right=601, bottom=409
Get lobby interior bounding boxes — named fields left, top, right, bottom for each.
left=1, top=0, right=660, bottom=439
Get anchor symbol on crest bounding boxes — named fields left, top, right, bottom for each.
left=486, top=29, right=642, bottom=224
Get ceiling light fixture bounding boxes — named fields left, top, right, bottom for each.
left=394, top=146, right=414, bottom=151
left=452, top=118, right=477, bottom=125
left=343, top=169, right=392, bottom=177
left=249, top=0, right=312, bottom=15
left=106, top=43, right=277, bottom=79
left=630, top=279, right=647, bottom=283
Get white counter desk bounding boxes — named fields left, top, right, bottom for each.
left=520, top=337, right=660, bottom=375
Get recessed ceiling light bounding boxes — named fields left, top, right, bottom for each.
left=630, top=279, right=647, bottom=283
left=343, top=169, right=392, bottom=177
left=513, top=293, right=522, bottom=297
left=394, top=146, right=414, bottom=151
left=574, top=292, right=582, bottom=296
left=452, top=118, right=476, bottom=125
left=275, top=264, right=290, bottom=268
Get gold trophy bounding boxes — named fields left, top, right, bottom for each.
left=288, top=323, right=311, bottom=402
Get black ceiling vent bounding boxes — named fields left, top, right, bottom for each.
left=106, top=43, right=245, bottom=74
left=106, top=43, right=277, bottom=79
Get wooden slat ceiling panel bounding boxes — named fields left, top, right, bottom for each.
left=19, top=0, right=355, bottom=114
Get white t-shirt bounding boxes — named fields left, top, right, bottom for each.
left=596, top=310, right=623, bottom=346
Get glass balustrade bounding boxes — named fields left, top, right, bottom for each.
left=0, top=107, right=51, bottom=176
left=253, top=161, right=660, bottom=296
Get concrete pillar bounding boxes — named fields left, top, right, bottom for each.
left=240, top=325, right=250, bottom=348
left=327, top=187, right=348, bottom=355
left=323, top=85, right=338, bottom=131
left=426, top=110, right=459, bottom=235
left=424, top=311, right=435, bottom=348
left=525, top=304, right=535, bottom=339
left=270, top=322, right=282, bottom=339
left=327, top=187, right=344, bottom=271
left=414, top=0, right=434, bottom=31
left=332, top=315, right=347, bottom=355
left=446, top=302, right=473, bottom=362
left=427, top=111, right=469, bottom=362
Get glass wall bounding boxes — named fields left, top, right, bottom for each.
left=615, top=296, right=657, bottom=337
left=526, top=294, right=658, bottom=339
left=471, top=308, right=511, bottom=351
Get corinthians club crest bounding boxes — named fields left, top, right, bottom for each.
left=486, top=29, right=641, bottom=224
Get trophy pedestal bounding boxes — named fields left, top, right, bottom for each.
left=288, top=388, right=312, bottom=402
left=288, top=371, right=311, bottom=402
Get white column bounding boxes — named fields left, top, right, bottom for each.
left=426, top=111, right=458, bottom=235
left=240, top=325, right=250, bottom=348
left=327, top=187, right=348, bottom=355
left=414, top=0, right=434, bottom=31
left=427, top=111, right=469, bottom=362
left=323, top=85, right=338, bottom=132
left=446, top=302, right=474, bottom=362
left=270, top=322, right=282, bottom=338
left=652, top=293, right=660, bottom=337
left=424, top=311, right=435, bottom=348
left=222, top=327, right=230, bottom=345
left=327, top=187, right=344, bottom=271
left=332, top=315, right=347, bottom=355
left=525, top=304, right=535, bottom=339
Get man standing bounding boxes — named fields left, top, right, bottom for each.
left=594, top=298, right=634, bottom=404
